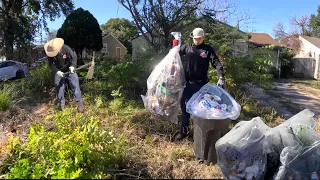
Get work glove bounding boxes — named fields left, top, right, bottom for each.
left=69, top=66, right=75, bottom=73
left=171, top=32, right=181, bottom=47
left=56, top=71, right=64, bottom=78
left=217, top=77, right=226, bottom=88
left=172, top=39, right=179, bottom=47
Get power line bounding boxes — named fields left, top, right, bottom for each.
left=116, top=1, right=120, bottom=17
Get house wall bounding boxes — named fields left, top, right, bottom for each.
left=294, top=36, right=320, bottom=79
left=81, top=49, right=90, bottom=60
left=230, top=40, right=249, bottom=55
left=0, top=56, right=6, bottom=61
left=292, top=58, right=316, bottom=78
left=132, top=33, right=152, bottom=60
left=102, top=35, right=127, bottom=61
left=267, top=49, right=278, bottom=68
left=247, top=47, right=278, bottom=68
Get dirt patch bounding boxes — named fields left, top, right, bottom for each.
left=0, top=102, right=53, bottom=156
left=294, top=83, right=320, bottom=98
left=243, top=82, right=320, bottom=133
left=242, top=83, right=295, bottom=119
left=243, top=82, right=320, bottom=118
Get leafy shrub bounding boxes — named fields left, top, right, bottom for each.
left=208, top=46, right=274, bottom=92
left=24, top=62, right=53, bottom=94
left=0, top=88, right=9, bottom=111
left=0, top=84, right=23, bottom=111
left=0, top=108, right=125, bottom=179
left=84, top=53, right=161, bottom=100
left=279, top=48, right=295, bottom=78
left=4, top=62, right=54, bottom=100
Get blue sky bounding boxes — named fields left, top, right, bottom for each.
left=44, top=0, right=319, bottom=39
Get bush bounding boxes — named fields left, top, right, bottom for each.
left=0, top=108, right=125, bottom=179
left=0, top=84, right=23, bottom=111
left=23, top=62, right=53, bottom=94
left=0, top=88, right=9, bottom=111
left=279, top=48, right=294, bottom=78
left=83, top=53, right=162, bottom=101
left=208, top=47, right=274, bottom=92
left=3, top=62, right=54, bottom=101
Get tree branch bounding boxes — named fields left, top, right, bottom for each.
left=119, top=0, right=154, bottom=46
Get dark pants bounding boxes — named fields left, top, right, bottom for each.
left=54, top=72, right=83, bottom=106
left=180, top=82, right=204, bottom=133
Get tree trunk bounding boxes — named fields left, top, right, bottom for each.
left=3, top=14, right=14, bottom=60
left=4, top=28, right=14, bottom=59
left=163, top=29, right=170, bottom=49
left=76, top=49, right=84, bottom=66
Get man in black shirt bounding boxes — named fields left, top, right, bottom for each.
left=172, top=28, right=226, bottom=141
left=44, top=38, right=84, bottom=113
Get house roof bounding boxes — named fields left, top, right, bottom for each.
left=214, top=19, right=247, bottom=34
left=102, top=34, right=127, bottom=49
left=301, top=35, right=320, bottom=49
left=247, top=33, right=281, bottom=47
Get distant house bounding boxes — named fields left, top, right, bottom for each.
left=131, top=29, right=164, bottom=60
left=293, top=35, right=320, bottom=79
left=0, top=55, right=6, bottom=61
left=100, top=34, right=127, bottom=61
left=131, top=22, right=284, bottom=73
left=131, top=32, right=151, bottom=60
left=246, top=32, right=283, bottom=70
left=247, top=33, right=281, bottom=47
left=131, top=20, right=250, bottom=60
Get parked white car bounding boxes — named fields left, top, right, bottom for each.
left=0, top=60, right=29, bottom=81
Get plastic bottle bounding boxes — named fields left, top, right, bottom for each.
left=311, top=172, right=319, bottom=180
left=170, top=62, right=176, bottom=76
left=220, top=104, right=227, bottom=111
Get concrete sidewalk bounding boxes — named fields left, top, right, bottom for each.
left=243, top=82, right=320, bottom=119
left=269, top=82, right=320, bottom=119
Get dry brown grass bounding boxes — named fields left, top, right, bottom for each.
left=2, top=89, right=317, bottom=179
left=99, top=109, right=223, bottom=179
left=315, top=118, right=320, bottom=134
left=0, top=103, right=53, bottom=158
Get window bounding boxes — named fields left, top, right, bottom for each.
left=0, top=61, right=15, bottom=68
left=102, top=43, right=108, bottom=53
left=6, top=62, right=15, bottom=66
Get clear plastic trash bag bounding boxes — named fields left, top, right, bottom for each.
left=186, top=83, right=241, bottom=120
left=215, top=117, right=271, bottom=180
left=265, top=109, right=317, bottom=156
left=141, top=32, right=186, bottom=124
left=274, top=139, right=320, bottom=180
left=264, top=109, right=320, bottom=179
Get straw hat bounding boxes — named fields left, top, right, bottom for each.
left=44, top=38, right=64, bottom=57
left=190, top=28, right=205, bottom=38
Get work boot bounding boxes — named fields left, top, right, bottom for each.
left=172, top=132, right=188, bottom=142
left=77, top=103, right=84, bottom=113
left=171, top=126, right=189, bottom=142
left=57, top=104, right=65, bottom=111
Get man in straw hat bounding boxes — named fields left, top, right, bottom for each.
left=171, top=27, right=227, bottom=142
left=44, top=38, right=84, bottom=113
